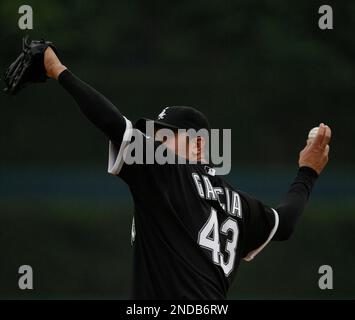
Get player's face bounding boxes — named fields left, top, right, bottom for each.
left=156, top=130, right=204, bottom=161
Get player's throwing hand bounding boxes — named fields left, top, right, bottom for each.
left=299, top=123, right=332, bottom=175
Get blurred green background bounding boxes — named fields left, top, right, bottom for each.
left=0, top=0, right=354, bottom=299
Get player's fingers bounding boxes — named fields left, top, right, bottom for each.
left=321, top=125, right=332, bottom=149
left=312, top=123, right=326, bottom=147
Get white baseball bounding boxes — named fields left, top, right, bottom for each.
left=308, top=127, right=319, bottom=139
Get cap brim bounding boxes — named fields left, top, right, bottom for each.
left=135, top=118, right=179, bottom=132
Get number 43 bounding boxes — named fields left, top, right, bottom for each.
left=198, top=208, right=239, bottom=276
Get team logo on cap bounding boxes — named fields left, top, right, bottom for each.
left=158, top=107, right=169, bottom=120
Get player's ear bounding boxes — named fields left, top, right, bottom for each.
left=198, top=136, right=205, bottom=154
left=191, top=136, right=204, bottom=156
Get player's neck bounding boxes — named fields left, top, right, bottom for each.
left=185, top=153, right=208, bottom=164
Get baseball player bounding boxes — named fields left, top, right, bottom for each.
left=4, top=42, right=332, bottom=299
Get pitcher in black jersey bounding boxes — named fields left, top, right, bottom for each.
left=42, top=47, right=331, bottom=299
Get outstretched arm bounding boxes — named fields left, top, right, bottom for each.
left=44, top=47, right=126, bottom=145
left=273, top=123, right=332, bottom=241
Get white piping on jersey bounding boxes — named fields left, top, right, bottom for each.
left=243, top=208, right=279, bottom=262
left=108, top=116, right=133, bottom=175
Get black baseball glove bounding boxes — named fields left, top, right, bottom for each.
left=3, top=36, right=57, bottom=95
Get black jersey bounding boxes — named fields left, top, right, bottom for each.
left=57, top=71, right=315, bottom=300
left=108, top=123, right=279, bottom=300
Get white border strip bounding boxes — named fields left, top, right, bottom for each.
left=243, top=208, right=279, bottom=262
left=107, top=117, right=133, bottom=175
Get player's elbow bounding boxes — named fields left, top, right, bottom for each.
left=273, top=223, right=296, bottom=241
left=273, top=205, right=303, bottom=241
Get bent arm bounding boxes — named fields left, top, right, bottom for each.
left=272, top=166, right=318, bottom=241
left=273, top=124, right=331, bottom=241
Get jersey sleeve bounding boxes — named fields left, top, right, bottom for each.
left=107, top=126, right=163, bottom=183
left=239, top=191, right=279, bottom=262
left=107, top=116, right=134, bottom=176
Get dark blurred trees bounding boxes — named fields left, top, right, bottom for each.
left=0, top=0, right=354, bottom=167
